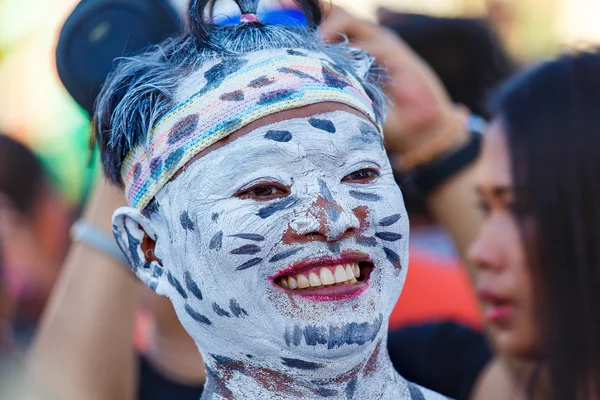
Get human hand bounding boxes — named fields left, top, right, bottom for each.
left=320, top=6, right=467, bottom=160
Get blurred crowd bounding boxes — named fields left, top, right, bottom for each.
left=0, top=1, right=599, bottom=400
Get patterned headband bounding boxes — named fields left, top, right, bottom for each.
left=122, top=48, right=382, bottom=209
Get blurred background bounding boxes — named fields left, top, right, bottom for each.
left=2, top=0, right=600, bottom=213
left=0, top=1, right=598, bottom=398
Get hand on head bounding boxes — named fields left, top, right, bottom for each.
left=320, top=6, right=465, bottom=159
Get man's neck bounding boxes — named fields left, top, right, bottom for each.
left=200, top=337, right=411, bottom=399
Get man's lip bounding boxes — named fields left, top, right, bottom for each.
left=268, top=250, right=372, bottom=281
left=277, top=280, right=370, bottom=302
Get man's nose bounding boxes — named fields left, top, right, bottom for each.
left=284, top=182, right=361, bottom=243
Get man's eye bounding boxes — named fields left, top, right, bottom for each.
left=235, top=183, right=289, bottom=201
left=342, top=168, right=380, bottom=183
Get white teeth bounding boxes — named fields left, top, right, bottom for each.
left=320, top=268, right=336, bottom=285
left=345, top=265, right=355, bottom=280
left=288, top=276, right=298, bottom=289
left=279, top=263, right=366, bottom=290
left=297, top=274, right=310, bottom=289
left=334, top=265, right=348, bottom=283
left=309, top=272, right=322, bottom=287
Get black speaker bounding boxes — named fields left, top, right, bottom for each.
left=56, top=0, right=182, bottom=116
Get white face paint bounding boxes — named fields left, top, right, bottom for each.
left=146, top=109, right=409, bottom=359
left=112, top=108, right=429, bottom=398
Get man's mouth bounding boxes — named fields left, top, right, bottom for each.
left=270, top=252, right=374, bottom=301
left=277, top=262, right=369, bottom=289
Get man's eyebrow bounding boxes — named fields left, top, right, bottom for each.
left=171, top=140, right=296, bottom=182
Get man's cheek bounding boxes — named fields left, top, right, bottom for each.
left=172, top=269, right=254, bottom=332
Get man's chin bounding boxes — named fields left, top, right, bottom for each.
left=277, top=312, right=386, bottom=356
left=287, top=341, right=376, bottom=361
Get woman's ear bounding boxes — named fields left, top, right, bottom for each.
left=112, top=206, right=169, bottom=296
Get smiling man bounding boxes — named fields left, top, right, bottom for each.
left=94, top=0, right=448, bottom=399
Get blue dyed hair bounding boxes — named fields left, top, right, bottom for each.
left=94, top=0, right=388, bottom=186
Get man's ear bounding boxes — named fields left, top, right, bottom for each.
left=112, top=206, right=169, bottom=296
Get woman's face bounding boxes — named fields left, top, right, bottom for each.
left=468, top=120, right=541, bottom=359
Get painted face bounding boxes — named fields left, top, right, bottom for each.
left=468, top=119, right=540, bottom=358
left=115, top=106, right=409, bottom=362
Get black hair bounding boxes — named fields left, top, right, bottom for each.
left=493, top=49, right=600, bottom=400
left=0, top=135, right=47, bottom=217
left=95, top=0, right=386, bottom=187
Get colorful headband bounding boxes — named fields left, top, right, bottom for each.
left=122, top=48, right=382, bottom=209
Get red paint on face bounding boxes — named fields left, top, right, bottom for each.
left=210, top=357, right=307, bottom=397
left=281, top=195, right=330, bottom=245
left=363, top=340, right=383, bottom=377
left=313, top=194, right=344, bottom=223
left=281, top=195, right=359, bottom=245
left=247, top=366, right=305, bottom=397
left=306, top=195, right=330, bottom=238
left=209, top=358, right=245, bottom=397
left=352, top=205, right=370, bottom=234
left=212, top=357, right=246, bottom=383
left=206, top=368, right=235, bottom=399
left=329, top=357, right=367, bottom=385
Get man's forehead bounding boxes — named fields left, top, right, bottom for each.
left=168, top=103, right=381, bottom=181
left=215, top=110, right=376, bottom=158
left=121, top=48, right=383, bottom=210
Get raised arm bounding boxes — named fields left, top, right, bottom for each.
left=320, top=7, right=484, bottom=277
left=27, top=180, right=139, bottom=400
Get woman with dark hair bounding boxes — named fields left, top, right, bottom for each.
left=322, top=8, right=600, bottom=399
left=470, top=50, right=600, bottom=400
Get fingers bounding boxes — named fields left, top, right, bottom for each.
left=319, top=6, right=417, bottom=69
left=320, top=5, right=379, bottom=43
